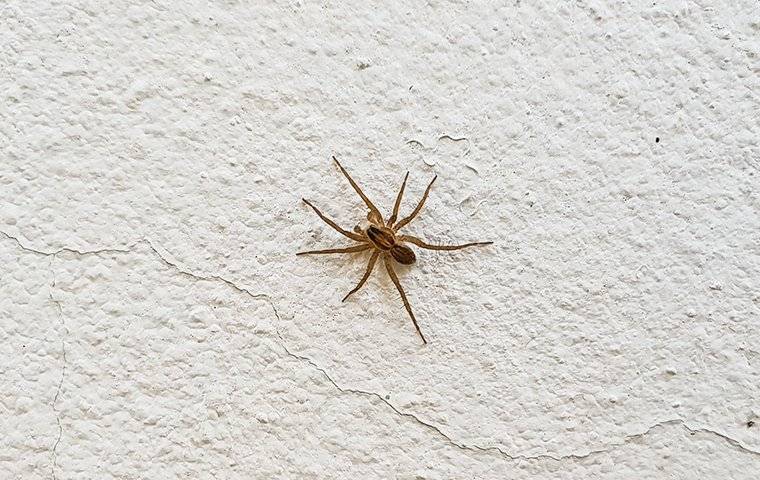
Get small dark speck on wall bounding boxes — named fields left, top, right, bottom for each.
left=748, top=420, right=755, bottom=428
left=655, top=137, right=660, bottom=143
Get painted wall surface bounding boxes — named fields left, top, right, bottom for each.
left=2, top=1, right=759, bottom=479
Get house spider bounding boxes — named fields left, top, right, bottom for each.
left=297, top=156, right=492, bottom=344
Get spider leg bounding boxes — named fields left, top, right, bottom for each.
left=383, top=254, right=427, bottom=344
left=393, top=175, right=437, bottom=231
left=386, top=171, right=409, bottom=227
left=398, top=235, right=493, bottom=251
left=296, top=244, right=371, bottom=256
left=332, top=156, right=384, bottom=224
left=342, top=250, right=380, bottom=302
left=302, top=198, right=366, bottom=242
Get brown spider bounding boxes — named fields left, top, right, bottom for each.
left=297, top=156, right=492, bottom=344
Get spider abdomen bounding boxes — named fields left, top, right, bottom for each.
left=391, top=244, right=416, bottom=265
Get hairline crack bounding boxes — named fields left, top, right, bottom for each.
left=3, top=231, right=758, bottom=464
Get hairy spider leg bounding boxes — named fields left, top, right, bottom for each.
left=302, top=198, right=366, bottom=242
left=296, top=244, right=371, bottom=256
left=384, top=255, right=427, bottom=344
left=398, top=235, right=493, bottom=251
left=342, top=250, right=380, bottom=302
left=333, top=156, right=384, bottom=224
left=386, top=171, right=409, bottom=227
left=393, top=175, right=437, bottom=231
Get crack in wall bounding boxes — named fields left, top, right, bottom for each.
left=3, top=230, right=759, bottom=467
left=0, top=230, right=280, bottom=318
left=141, top=239, right=281, bottom=321
left=679, top=423, right=760, bottom=458
left=275, top=337, right=760, bottom=462
left=0, top=230, right=134, bottom=257
left=0, top=229, right=282, bottom=321
left=48, top=256, right=67, bottom=480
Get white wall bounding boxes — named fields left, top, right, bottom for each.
left=2, top=1, right=759, bottom=478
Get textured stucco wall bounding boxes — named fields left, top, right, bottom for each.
left=2, top=1, right=759, bottom=479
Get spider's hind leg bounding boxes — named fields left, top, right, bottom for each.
left=383, top=255, right=427, bottom=344
left=398, top=235, right=493, bottom=251
left=342, top=250, right=379, bottom=302
left=296, top=244, right=370, bottom=256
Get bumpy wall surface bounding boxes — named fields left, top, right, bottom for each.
left=2, top=1, right=759, bottom=479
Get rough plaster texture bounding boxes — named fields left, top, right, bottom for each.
left=1, top=1, right=759, bottom=478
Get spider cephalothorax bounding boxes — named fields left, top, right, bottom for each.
left=298, top=156, right=492, bottom=344
left=365, top=225, right=416, bottom=265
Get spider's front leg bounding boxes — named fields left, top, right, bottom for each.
left=386, top=171, right=409, bottom=227
left=302, top=198, right=366, bottom=242
left=392, top=175, right=437, bottom=231
left=333, top=156, right=384, bottom=225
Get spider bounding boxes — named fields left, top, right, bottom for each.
left=297, top=156, right=492, bottom=344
